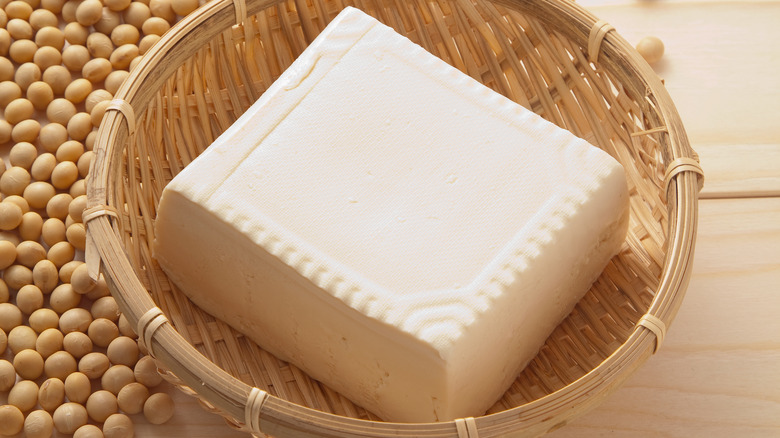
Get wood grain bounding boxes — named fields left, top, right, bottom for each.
left=552, top=197, right=780, bottom=437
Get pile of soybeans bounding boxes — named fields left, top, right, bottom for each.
left=0, top=0, right=197, bottom=435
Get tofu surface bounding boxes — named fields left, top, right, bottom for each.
left=153, top=7, right=629, bottom=422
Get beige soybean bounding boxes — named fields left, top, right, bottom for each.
left=111, top=24, right=140, bottom=46
left=32, top=259, right=59, bottom=294
left=171, top=0, right=198, bottom=16
left=65, top=78, right=92, bottom=103
left=8, top=39, right=38, bottom=64
left=142, top=16, right=170, bottom=35
left=58, top=260, right=82, bottom=283
left=0, top=56, right=14, bottom=81
left=62, top=44, right=90, bottom=73
left=0, top=359, right=15, bottom=391
left=57, top=140, right=85, bottom=162
left=66, top=222, right=85, bottom=250
left=8, top=325, right=38, bottom=353
left=24, top=409, right=54, bottom=438
left=16, top=284, right=44, bottom=314
left=28, top=308, right=59, bottom=332
left=0, top=120, right=11, bottom=143
left=74, top=424, right=104, bottom=438
left=0, top=405, right=24, bottom=436
left=103, top=413, right=134, bottom=438
left=16, top=240, right=46, bottom=267
left=133, top=355, right=162, bottom=387
left=3, top=264, right=33, bottom=289
left=94, top=8, right=122, bottom=34
left=24, top=181, right=56, bottom=209
left=19, top=212, right=42, bottom=242
left=123, top=2, right=150, bottom=27
left=61, top=0, right=80, bottom=22
left=35, top=26, right=65, bottom=50
left=11, top=119, right=41, bottom=143
left=88, top=318, right=119, bottom=348
left=110, top=43, right=139, bottom=70
left=44, top=350, right=78, bottom=380
left=14, top=348, right=45, bottom=379
left=84, top=131, right=97, bottom=151
left=82, top=58, right=113, bottom=83
left=85, top=89, right=113, bottom=112
left=42, top=65, right=71, bottom=94
left=7, top=18, right=34, bottom=40
left=91, top=296, right=119, bottom=321
left=87, top=390, right=118, bottom=422
left=116, top=382, right=148, bottom=414
left=143, top=392, right=175, bottom=424
left=87, top=32, right=114, bottom=59
left=38, top=377, right=65, bottom=412
left=75, top=0, right=102, bottom=26
left=46, top=98, right=77, bottom=125
left=59, top=307, right=93, bottom=333
left=51, top=161, right=78, bottom=190
left=0, top=80, right=22, bottom=106
left=49, top=283, right=81, bottom=312
left=27, top=81, right=54, bottom=110
left=35, top=327, right=63, bottom=358
left=0, top=302, right=23, bottom=332
left=3, top=195, right=28, bottom=214
left=0, top=278, right=8, bottom=302
left=63, top=331, right=92, bottom=358
left=30, top=8, right=58, bottom=29
left=8, top=379, right=39, bottom=412
left=64, top=371, right=91, bottom=403
left=47, top=193, right=74, bottom=220
left=77, top=151, right=93, bottom=177
left=48, top=240, right=76, bottom=267
left=53, top=403, right=88, bottom=435
left=0, top=240, right=16, bottom=269
left=5, top=98, right=34, bottom=124
left=67, top=112, right=93, bottom=141
left=5, top=1, right=33, bottom=19
left=105, top=0, right=130, bottom=11
left=9, top=142, right=37, bottom=169
left=39, top=124, right=67, bottom=153
left=107, top=336, right=139, bottom=368
left=0, top=166, right=31, bottom=195
left=64, top=21, right=89, bottom=45
left=0, top=202, right=23, bottom=229
left=70, top=264, right=94, bottom=295
left=33, top=45, right=62, bottom=71
left=68, top=195, right=87, bottom=222
left=149, top=0, right=175, bottom=22
left=102, top=364, right=135, bottom=395
left=14, top=62, right=41, bottom=91
left=78, top=352, right=110, bottom=379
left=42, top=218, right=66, bottom=246
left=104, top=70, right=128, bottom=96
left=70, top=178, right=87, bottom=198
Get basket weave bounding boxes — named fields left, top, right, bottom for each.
left=86, top=0, right=702, bottom=436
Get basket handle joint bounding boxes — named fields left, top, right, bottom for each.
left=637, top=313, right=666, bottom=354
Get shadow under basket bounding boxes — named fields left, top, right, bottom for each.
left=85, top=0, right=703, bottom=436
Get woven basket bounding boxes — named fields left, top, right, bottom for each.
left=86, top=0, right=703, bottom=436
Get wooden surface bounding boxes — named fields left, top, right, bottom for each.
left=130, top=0, right=779, bottom=436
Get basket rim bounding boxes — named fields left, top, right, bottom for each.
left=86, top=0, right=701, bottom=436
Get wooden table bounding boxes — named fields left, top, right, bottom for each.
left=130, top=1, right=780, bottom=436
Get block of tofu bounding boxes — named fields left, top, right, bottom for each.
left=152, top=7, right=629, bottom=423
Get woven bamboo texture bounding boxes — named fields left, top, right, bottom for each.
left=85, top=0, right=702, bottom=436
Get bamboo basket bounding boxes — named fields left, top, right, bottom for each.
left=85, top=0, right=703, bottom=436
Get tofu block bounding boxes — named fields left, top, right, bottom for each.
left=153, top=7, right=629, bottom=423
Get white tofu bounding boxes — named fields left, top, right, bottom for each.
left=153, top=7, right=629, bottom=422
